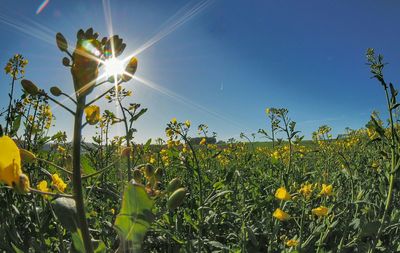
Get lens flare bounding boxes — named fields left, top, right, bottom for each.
left=104, top=57, right=124, bottom=78
left=81, top=40, right=101, bottom=57
left=36, top=0, right=50, bottom=15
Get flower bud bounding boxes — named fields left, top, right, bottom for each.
left=121, top=147, right=132, bottom=158
left=50, top=86, right=62, bottom=97
left=133, top=169, right=142, bottom=183
left=56, top=32, right=68, bottom=52
left=21, top=79, right=39, bottom=96
left=122, top=57, right=138, bottom=81
left=154, top=168, right=163, bottom=181
left=20, top=149, right=36, bottom=163
left=62, top=57, right=70, bottom=67
left=167, top=178, right=181, bottom=193
left=144, top=164, right=154, bottom=178
left=167, top=188, right=186, bottom=210
left=16, top=174, right=30, bottom=193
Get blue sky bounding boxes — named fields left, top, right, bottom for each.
left=1, top=0, right=400, bottom=142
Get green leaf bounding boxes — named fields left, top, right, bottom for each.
left=360, top=221, right=380, bottom=238
left=71, top=229, right=85, bottom=253
left=131, top=108, right=147, bottom=122
left=94, top=240, right=106, bottom=253
left=52, top=197, right=78, bottom=232
left=114, top=182, right=154, bottom=252
left=11, top=115, right=21, bottom=135
left=81, top=156, right=96, bottom=175
left=11, top=243, right=24, bottom=253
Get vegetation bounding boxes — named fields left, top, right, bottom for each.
left=0, top=29, right=400, bottom=253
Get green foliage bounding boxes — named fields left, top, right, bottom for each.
left=114, top=182, right=155, bottom=252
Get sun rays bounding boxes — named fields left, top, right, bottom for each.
left=0, top=0, right=245, bottom=133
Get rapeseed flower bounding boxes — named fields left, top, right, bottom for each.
left=52, top=173, right=67, bottom=192
left=85, top=105, right=100, bottom=125
left=312, top=206, right=329, bottom=217
left=299, top=182, right=313, bottom=199
left=185, top=120, right=191, bottom=128
left=275, top=187, right=291, bottom=201
left=319, top=184, right=333, bottom=196
left=0, top=136, right=30, bottom=192
left=273, top=208, right=290, bottom=221
left=37, top=180, right=50, bottom=199
left=286, top=239, right=299, bottom=247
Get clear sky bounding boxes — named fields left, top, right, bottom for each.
left=1, top=0, right=400, bottom=143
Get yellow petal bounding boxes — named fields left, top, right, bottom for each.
left=0, top=136, right=22, bottom=187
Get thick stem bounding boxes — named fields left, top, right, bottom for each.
left=118, top=100, right=132, bottom=180
left=72, top=96, right=93, bottom=253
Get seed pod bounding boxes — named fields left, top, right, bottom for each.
left=77, top=29, right=85, bottom=40
left=62, top=57, right=70, bottom=67
left=121, top=147, right=132, bottom=158
left=20, top=149, right=36, bottom=162
left=133, top=169, right=142, bottom=183
left=167, top=188, right=186, bottom=210
left=56, top=32, right=68, bottom=52
left=15, top=174, right=30, bottom=194
left=154, top=168, right=163, bottom=181
left=144, top=164, right=154, bottom=178
left=50, top=86, right=62, bottom=97
left=122, top=57, right=138, bottom=81
left=21, top=79, right=39, bottom=96
left=167, top=178, right=181, bottom=193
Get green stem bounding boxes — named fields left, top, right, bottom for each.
left=5, top=71, right=16, bottom=135
left=118, top=99, right=132, bottom=181
left=370, top=86, right=397, bottom=253
left=181, top=133, right=203, bottom=253
left=298, top=200, right=305, bottom=252
left=72, top=96, right=93, bottom=253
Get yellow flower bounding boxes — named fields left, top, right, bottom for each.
left=0, top=136, right=30, bottom=192
left=299, top=182, right=313, bottom=199
left=37, top=180, right=50, bottom=199
left=37, top=180, right=49, bottom=192
left=57, top=146, right=66, bottom=153
left=265, top=107, right=270, bottom=115
left=110, top=208, right=115, bottom=215
left=371, top=162, right=379, bottom=170
left=319, top=184, right=333, bottom=196
left=286, top=239, right=299, bottom=247
left=149, top=157, right=156, bottom=164
left=171, top=117, right=177, bottom=124
left=273, top=208, right=290, bottom=221
left=200, top=138, right=206, bottom=145
left=275, top=187, right=291, bottom=201
left=185, top=120, right=191, bottom=128
left=52, top=173, right=67, bottom=192
left=84, top=105, right=100, bottom=125
left=312, top=206, right=329, bottom=217
left=166, top=129, right=173, bottom=137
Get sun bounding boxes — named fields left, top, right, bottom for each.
left=104, top=57, right=125, bottom=78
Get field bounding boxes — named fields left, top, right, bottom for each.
left=1, top=27, right=400, bottom=253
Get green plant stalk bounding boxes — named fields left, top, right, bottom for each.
left=181, top=133, right=204, bottom=253
left=27, top=99, right=40, bottom=150
left=72, top=96, right=94, bottom=253
left=118, top=99, right=132, bottom=181
left=281, top=115, right=292, bottom=188
left=298, top=200, right=305, bottom=252
left=5, top=69, right=16, bottom=135
left=370, top=86, right=397, bottom=253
